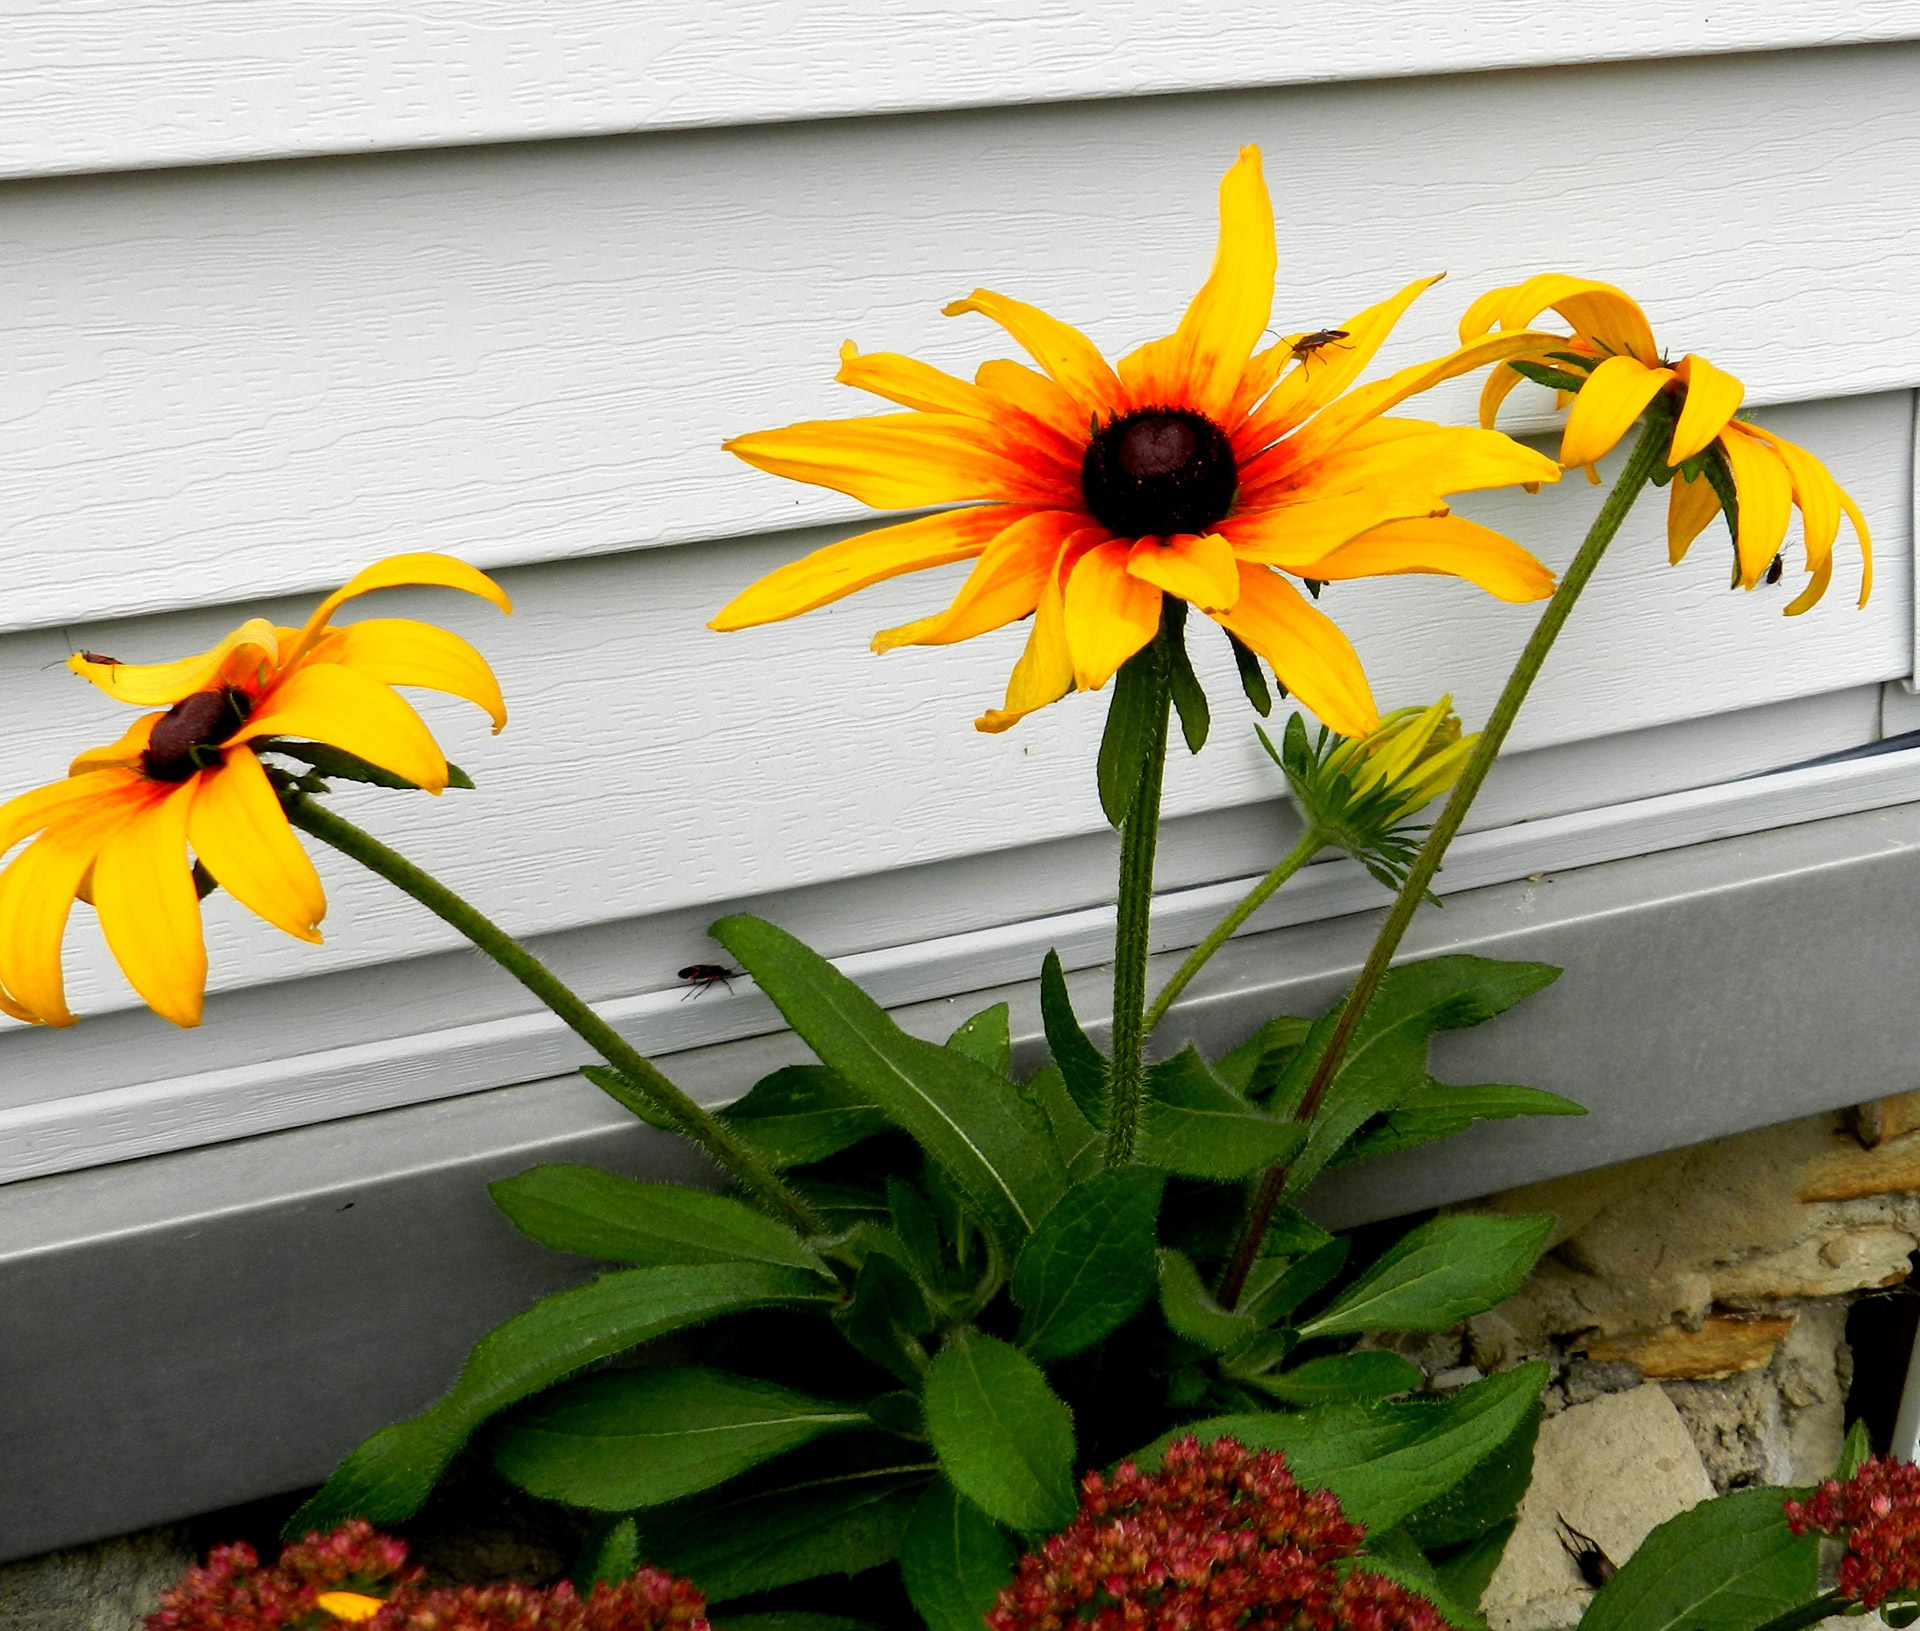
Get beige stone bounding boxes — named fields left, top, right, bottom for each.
left=1584, top=1315, right=1795, bottom=1381
left=1482, top=1386, right=1714, bottom=1631
left=1851, top=1089, right=1920, bottom=1149
left=1799, top=1128, right=1920, bottom=1202
left=0, top=1528, right=192, bottom=1631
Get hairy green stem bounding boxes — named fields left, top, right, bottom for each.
left=1143, top=827, right=1325, bottom=1039
left=1216, top=413, right=1672, bottom=1306
left=1104, top=648, right=1172, bottom=1166
left=1744, top=1591, right=1852, bottom=1631
left=287, top=795, right=822, bottom=1235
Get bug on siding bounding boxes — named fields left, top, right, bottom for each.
left=1766, top=552, right=1785, bottom=584
left=1289, top=329, right=1350, bottom=362
left=678, top=964, right=741, bottom=999
left=1555, top=1517, right=1617, bottom=1588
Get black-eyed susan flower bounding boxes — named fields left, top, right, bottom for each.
left=0, top=554, right=510, bottom=1029
left=713, top=147, right=1564, bottom=738
left=1462, top=274, right=1871, bottom=614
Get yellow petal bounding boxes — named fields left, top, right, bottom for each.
left=326, top=618, right=508, bottom=733
left=1249, top=420, right=1561, bottom=508
left=942, top=289, right=1123, bottom=418
left=1459, top=273, right=1661, bottom=366
left=288, top=553, right=511, bottom=669
left=1718, top=422, right=1793, bottom=588
left=0, top=787, right=140, bottom=1025
left=1139, top=146, right=1276, bottom=423
left=1755, top=427, right=1841, bottom=570
left=69, top=619, right=280, bottom=707
left=1125, top=532, right=1240, bottom=611
left=836, top=340, right=992, bottom=415
left=1299, top=515, right=1555, bottom=603
left=1224, top=490, right=1450, bottom=570
left=0, top=769, right=140, bottom=858
left=1666, top=469, right=1722, bottom=565
left=1476, top=357, right=1531, bottom=430
left=976, top=538, right=1096, bottom=733
left=69, top=714, right=161, bottom=776
left=1842, top=490, right=1874, bottom=608
left=316, top=1594, right=387, bottom=1623
left=1209, top=566, right=1377, bottom=738
left=187, top=749, right=326, bottom=943
left=711, top=506, right=1020, bottom=631
left=724, top=412, right=1071, bottom=510
left=976, top=358, right=1088, bottom=446
left=872, top=512, right=1090, bottom=651
left=1668, top=353, right=1746, bottom=465
left=235, top=663, right=449, bottom=793
left=1061, top=539, right=1163, bottom=690
left=1784, top=550, right=1834, bottom=618
left=92, top=782, right=207, bottom=1029
left=1559, top=355, right=1675, bottom=469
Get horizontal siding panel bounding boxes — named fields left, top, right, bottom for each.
left=3, top=389, right=1903, bottom=1037
left=4, top=3, right=1919, bottom=180
left=3, top=44, right=1919, bottom=632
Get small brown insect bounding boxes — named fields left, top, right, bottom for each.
left=1290, top=329, right=1350, bottom=362
left=678, top=963, right=741, bottom=999
left=1766, top=553, right=1785, bottom=584
left=1556, top=1517, right=1617, bottom=1589
left=74, top=651, right=125, bottom=684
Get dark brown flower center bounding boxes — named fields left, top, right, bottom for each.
left=142, top=688, right=251, bottom=782
left=1081, top=409, right=1237, bottom=537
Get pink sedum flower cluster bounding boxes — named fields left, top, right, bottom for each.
left=144, top=1521, right=709, bottom=1631
left=987, top=1435, right=1447, bottom=1631
left=1785, top=1456, right=1920, bottom=1609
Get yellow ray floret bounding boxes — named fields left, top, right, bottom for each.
left=0, top=552, right=510, bottom=1029
left=714, top=145, right=1564, bottom=736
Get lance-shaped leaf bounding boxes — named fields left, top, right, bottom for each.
left=1270, top=957, right=1561, bottom=1198
left=899, top=1483, right=1018, bottom=1631
left=1040, top=951, right=1107, bottom=1128
left=1138, top=1047, right=1306, bottom=1180
left=1012, top=1168, right=1165, bottom=1362
left=1297, top=1215, right=1554, bottom=1339
left=1241, top=1236, right=1349, bottom=1326
left=1024, top=1065, right=1103, bottom=1183
left=493, top=1368, right=873, bottom=1510
left=1157, top=1248, right=1255, bottom=1353
left=713, top=916, right=1066, bottom=1255
left=1336, top=1081, right=1585, bottom=1166
left=291, top=1263, right=839, bottom=1529
left=1214, top=1014, right=1313, bottom=1097
left=1250, top=1351, right=1423, bottom=1405
left=1404, top=1402, right=1540, bottom=1549
left=721, top=1065, right=890, bottom=1170
left=490, top=1165, right=830, bottom=1275
left=947, top=1003, right=1012, bottom=1076
left=924, top=1329, right=1077, bottom=1533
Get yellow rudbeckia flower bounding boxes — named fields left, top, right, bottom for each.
left=714, top=146, right=1565, bottom=737
left=1462, top=274, right=1871, bottom=614
left=0, top=553, right=510, bottom=1029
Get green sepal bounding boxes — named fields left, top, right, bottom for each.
left=1227, top=632, right=1273, bottom=716
left=1166, top=621, right=1211, bottom=753
left=1506, top=359, right=1589, bottom=394
left=264, top=737, right=476, bottom=790
left=1097, top=636, right=1165, bottom=827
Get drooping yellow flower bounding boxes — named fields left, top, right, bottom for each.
left=0, top=553, right=510, bottom=1029
left=1462, top=274, right=1871, bottom=614
left=713, top=147, right=1564, bottom=737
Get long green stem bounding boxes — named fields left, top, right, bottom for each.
left=1744, top=1590, right=1851, bottom=1631
left=1143, top=827, right=1325, bottom=1039
left=1104, top=651, right=1172, bottom=1167
left=1216, top=413, right=1671, bottom=1306
left=287, top=795, right=822, bottom=1236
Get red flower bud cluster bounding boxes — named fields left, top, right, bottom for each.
left=987, top=1435, right=1447, bottom=1631
left=145, top=1522, right=708, bottom=1631
left=1785, top=1456, right=1920, bottom=1608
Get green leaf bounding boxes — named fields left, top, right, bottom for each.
left=291, top=1262, right=838, bottom=1530
left=1024, top=1065, right=1103, bottom=1183
left=1433, top=1520, right=1516, bottom=1611
left=712, top=916, right=1067, bottom=1256
left=1139, top=1361, right=1550, bottom=1531
left=1242, top=1237, right=1349, bottom=1326
left=1506, top=359, right=1590, bottom=394
left=1157, top=1248, right=1254, bottom=1353
left=836, top=1249, right=935, bottom=1387
left=1270, top=957, right=1562, bottom=1198
left=899, top=1482, right=1018, bottom=1631
left=640, top=1467, right=929, bottom=1603
left=924, top=1329, right=1077, bottom=1533
left=1338, top=1082, right=1585, bottom=1165
left=264, top=738, right=476, bottom=791
left=575, top=1514, right=640, bottom=1591
left=1138, top=1047, right=1306, bottom=1180
left=1404, top=1402, right=1540, bottom=1549
left=489, top=1166, right=830, bottom=1275
left=1166, top=628, right=1211, bottom=753
left=1040, top=951, right=1107, bottom=1128
left=1253, top=1351, right=1424, bottom=1405
left=1299, top=1215, right=1554, bottom=1338
left=947, top=1004, right=1012, bottom=1077
left=1580, top=1486, right=1819, bottom=1631
left=1836, top=1418, right=1871, bottom=1478
left=721, top=1066, right=891, bottom=1170
left=1012, top=1168, right=1165, bottom=1362
left=1097, top=640, right=1165, bottom=827
left=1362, top=1528, right=1490, bottom=1631
left=1226, top=631, right=1272, bottom=716
left=1215, top=1014, right=1313, bottom=1095
left=492, top=1368, right=871, bottom=1510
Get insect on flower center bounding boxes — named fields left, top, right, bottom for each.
left=1081, top=409, right=1238, bottom=538
left=142, top=687, right=251, bottom=782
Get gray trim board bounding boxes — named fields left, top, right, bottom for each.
left=6, top=799, right=1920, bottom=1558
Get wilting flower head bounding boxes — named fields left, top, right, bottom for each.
left=1268, top=699, right=1474, bottom=890
left=1462, top=274, right=1870, bottom=614
left=145, top=1522, right=710, bottom=1631
left=0, top=553, right=509, bottom=1029
left=987, top=1433, right=1445, bottom=1631
left=1785, top=1455, right=1920, bottom=1608
left=715, top=147, right=1562, bottom=737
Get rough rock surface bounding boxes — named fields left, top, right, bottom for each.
left=1482, top=1386, right=1714, bottom=1631
left=0, top=1528, right=193, bottom=1631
